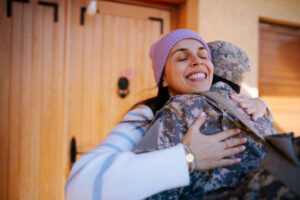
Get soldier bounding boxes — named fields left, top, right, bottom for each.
left=134, top=41, right=277, bottom=199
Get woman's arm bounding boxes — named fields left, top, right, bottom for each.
left=65, top=105, right=190, bottom=200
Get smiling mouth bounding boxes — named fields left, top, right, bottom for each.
left=186, top=72, right=207, bottom=81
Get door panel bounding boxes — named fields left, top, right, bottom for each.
left=0, top=0, right=68, bottom=199
left=68, top=1, right=170, bottom=154
left=0, top=0, right=12, bottom=199
left=0, top=0, right=171, bottom=199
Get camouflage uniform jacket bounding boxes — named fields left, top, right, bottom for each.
left=202, top=133, right=300, bottom=200
left=133, top=82, right=277, bottom=199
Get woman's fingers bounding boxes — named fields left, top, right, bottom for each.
left=182, top=112, right=207, bottom=144
left=239, top=102, right=251, bottom=109
left=230, top=92, right=268, bottom=121
left=184, top=115, right=249, bottom=171
left=229, top=92, right=247, bottom=102
left=216, top=128, right=241, bottom=141
left=252, top=112, right=259, bottom=121
left=223, top=137, right=247, bottom=149
left=191, top=112, right=207, bottom=130
left=223, top=146, right=246, bottom=157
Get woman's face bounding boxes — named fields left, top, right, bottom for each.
left=163, top=39, right=214, bottom=97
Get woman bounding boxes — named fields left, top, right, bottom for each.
left=65, top=29, right=271, bottom=200
left=133, top=40, right=276, bottom=199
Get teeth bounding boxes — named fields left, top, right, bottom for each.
left=188, top=73, right=205, bottom=80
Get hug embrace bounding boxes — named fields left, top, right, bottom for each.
left=65, top=29, right=300, bottom=200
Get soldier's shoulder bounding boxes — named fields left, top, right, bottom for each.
left=160, top=94, right=207, bottom=117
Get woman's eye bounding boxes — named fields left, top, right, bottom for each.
left=178, top=57, right=187, bottom=61
left=199, top=55, right=208, bottom=59
left=198, top=52, right=208, bottom=59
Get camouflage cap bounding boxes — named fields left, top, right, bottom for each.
left=208, top=40, right=250, bottom=85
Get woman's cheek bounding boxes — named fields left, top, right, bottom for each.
left=208, top=60, right=214, bottom=69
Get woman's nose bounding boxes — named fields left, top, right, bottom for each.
left=190, top=55, right=204, bottom=67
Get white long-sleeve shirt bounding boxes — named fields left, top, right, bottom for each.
left=65, top=105, right=190, bottom=200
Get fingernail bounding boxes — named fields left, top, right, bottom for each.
left=236, top=129, right=240, bottom=133
left=241, top=145, right=246, bottom=150
left=236, top=158, right=241, bottom=162
left=200, top=112, right=206, bottom=116
left=243, top=138, right=248, bottom=142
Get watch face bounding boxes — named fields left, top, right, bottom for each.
left=186, top=153, right=195, bottom=163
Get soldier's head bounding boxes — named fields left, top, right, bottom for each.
left=208, top=41, right=250, bottom=93
left=150, top=29, right=213, bottom=97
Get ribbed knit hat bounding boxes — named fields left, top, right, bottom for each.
left=150, top=29, right=211, bottom=86
left=208, top=40, right=250, bottom=85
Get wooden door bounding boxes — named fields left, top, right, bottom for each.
left=0, top=0, right=68, bottom=199
left=259, top=22, right=300, bottom=136
left=0, top=0, right=171, bottom=199
left=68, top=1, right=171, bottom=155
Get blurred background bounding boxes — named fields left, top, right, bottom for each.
left=0, top=0, right=299, bottom=199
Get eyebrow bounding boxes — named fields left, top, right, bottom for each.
left=172, top=47, right=206, bottom=56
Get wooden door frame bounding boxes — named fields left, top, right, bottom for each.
left=103, top=0, right=197, bottom=31
left=259, top=17, right=300, bottom=30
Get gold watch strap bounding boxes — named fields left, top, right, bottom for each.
left=183, top=144, right=197, bottom=173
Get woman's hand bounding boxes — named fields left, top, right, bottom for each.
left=229, top=92, right=267, bottom=121
left=182, top=112, right=247, bottom=171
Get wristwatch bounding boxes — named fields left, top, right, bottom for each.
left=186, top=152, right=195, bottom=164
left=183, top=144, right=196, bottom=172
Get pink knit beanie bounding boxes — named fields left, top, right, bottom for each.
left=150, top=29, right=211, bottom=86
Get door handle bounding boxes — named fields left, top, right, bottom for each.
left=70, top=137, right=85, bottom=169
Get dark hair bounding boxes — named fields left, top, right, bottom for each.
left=131, top=78, right=170, bottom=116
left=120, top=76, right=170, bottom=128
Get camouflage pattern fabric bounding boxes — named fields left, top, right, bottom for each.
left=202, top=167, right=298, bottom=200
left=133, top=82, right=277, bottom=199
left=202, top=133, right=300, bottom=200
left=208, top=41, right=250, bottom=85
